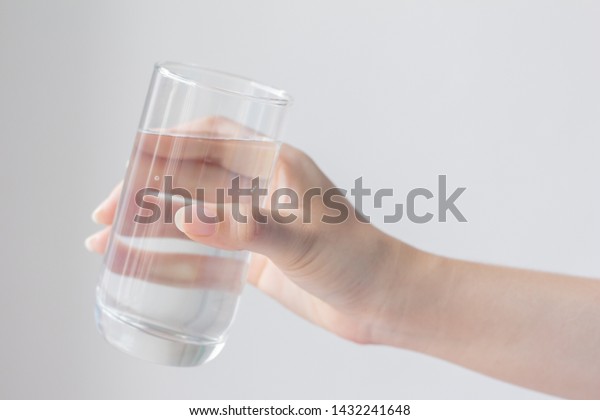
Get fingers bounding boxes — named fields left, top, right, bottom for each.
left=89, top=117, right=265, bottom=228
left=91, top=181, right=123, bottom=225
left=84, top=226, right=111, bottom=254
left=104, top=235, right=245, bottom=291
left=167, top=115, right=263, bottom=140
left=134, top=131, right=277, bottom=180
left=86, top=224, right=245, bottom=291
left=174, top=202, right=316, bottom=271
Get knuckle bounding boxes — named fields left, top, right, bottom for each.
left=280, top=145, right=314, bottom=171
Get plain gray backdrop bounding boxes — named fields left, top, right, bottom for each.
left=1, top=0, right=598, bottom=399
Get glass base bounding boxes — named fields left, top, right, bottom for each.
left=95, top=305, right=225, bottom=367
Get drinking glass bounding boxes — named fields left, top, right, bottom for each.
left=95, top=62, right=292, bottom=366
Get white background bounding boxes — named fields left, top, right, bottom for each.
left=0, top=0, right=598, bottom=399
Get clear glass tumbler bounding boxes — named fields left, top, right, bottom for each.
left=95, top=62, right=292, bottom=366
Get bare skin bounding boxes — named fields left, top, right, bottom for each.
left=86, top=121, right=600, bottom=399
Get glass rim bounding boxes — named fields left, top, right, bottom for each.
left=155, top=61, right=293, bottom=107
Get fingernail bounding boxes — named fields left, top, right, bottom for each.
left=84, top=235, right=96, bottom=252
left=91, top=201, right=105, bottom=224
left=175, top=206, right=217, bottom=237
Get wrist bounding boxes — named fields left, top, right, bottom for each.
left=365, top=237, right=449, bottom=349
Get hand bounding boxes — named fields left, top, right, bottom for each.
left=86, top=120, right=426, bottom=344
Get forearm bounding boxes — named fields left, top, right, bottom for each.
left=374, top=241, right=600, bottom=398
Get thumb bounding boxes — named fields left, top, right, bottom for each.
left=174, top=202, right=315, bottom=269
